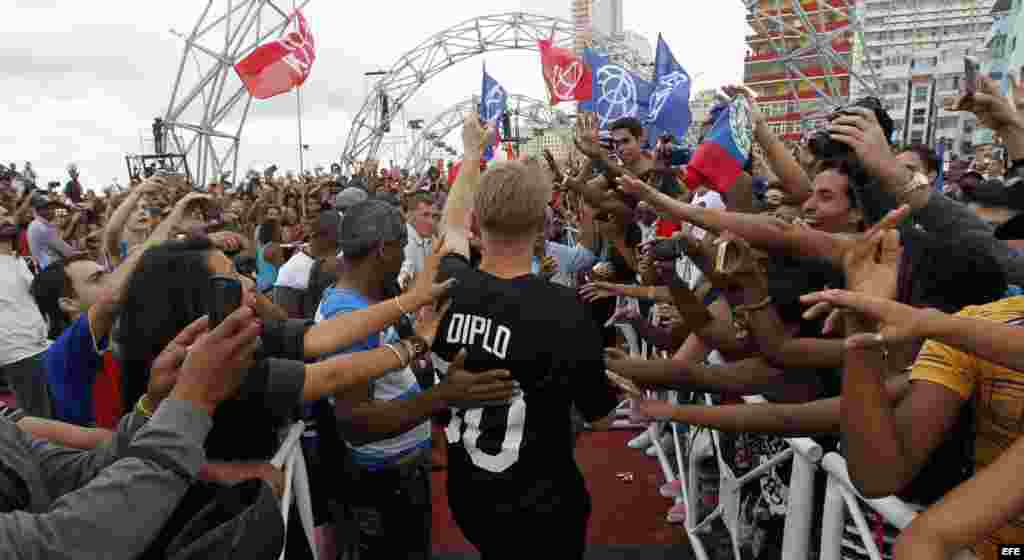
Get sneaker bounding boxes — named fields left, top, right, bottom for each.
left=659, top=479, right=683, bottom=498
left=666, top=502, right=687, bottom=524
left=628, top=431, right=652, bottom=449
left=645, top=433, right=674, bottom=457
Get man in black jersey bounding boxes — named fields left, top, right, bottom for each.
left=431, top=112, right=619, bottom=560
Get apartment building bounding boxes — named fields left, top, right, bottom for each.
left=852, top=0, right=996, bottom=157
left=684, top=89, right=727, bottom=146
left=743, top=0, right=854, bottom=142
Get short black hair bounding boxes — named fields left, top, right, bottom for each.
left=609, top=117, right=644, bottom=141
left=901, top=228, right=1007, bottom=312
left=899, top=145, right=941, bottom=175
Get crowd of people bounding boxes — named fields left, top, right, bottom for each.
left=3, top=72, right=1024, bottom=560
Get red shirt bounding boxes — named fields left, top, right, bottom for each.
left=655, top=219, right=681, bottom=238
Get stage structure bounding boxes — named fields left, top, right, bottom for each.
left=164, top=0, right=311, bottom=188
left=403, top=94, right=570, bottom=173
left=741, top=0, right=881, bottom=115
left=340, top=12, right=642, bottom=168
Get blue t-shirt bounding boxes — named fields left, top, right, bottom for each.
left=314, top=286, right=430, bottom=470
left=45, top=314, right=108, bottom=426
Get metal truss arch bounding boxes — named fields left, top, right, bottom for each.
left=742, top=0, right=881, bottom=110
left=403, top=93, right=570, bottom=173
left=340, top=11, right=643, bottom=167
left=164, top=0, right=311, bottom=187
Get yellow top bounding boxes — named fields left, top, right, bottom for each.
left=910, top=296, right=1024, bottom=560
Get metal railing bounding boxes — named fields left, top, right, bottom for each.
left=611, top=322, right=977, bottom=560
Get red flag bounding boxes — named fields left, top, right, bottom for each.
left=538, top=39, right=592, bottom=104
left=234, top=10, right=316, bottom=100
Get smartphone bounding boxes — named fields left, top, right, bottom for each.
left=963, top=57, right=979, bottom=98
left=208, top=275, right=243, bottom=330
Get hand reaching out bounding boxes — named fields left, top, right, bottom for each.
left=163, top=305, right=262, bottom=416
left=438, top=349, right=520, bottom=409
left=579, top=281, right=624, bottom=302
left=834, top=205, right=909, bottom=299
left=945, top=74, right=1022, bottom=133
left=800, top=289, right=944, bottom=350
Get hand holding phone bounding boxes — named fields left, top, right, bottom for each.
left=963, top=56, right=979, bottom=98
left=208, top=276, right=243, bottom=330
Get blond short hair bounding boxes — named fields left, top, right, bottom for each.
left=474, top=159, right=552, bottom=239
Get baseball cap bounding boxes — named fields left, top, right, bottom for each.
left=313, top=209, right=341, bottom=240
left=31, top=194, right=59, bottom=210
left=334, top=187, right=368, bottom=212
left=337, top=200, right=407, bottom=257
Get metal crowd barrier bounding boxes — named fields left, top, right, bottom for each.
left=610, top=322, right=977, bottom=560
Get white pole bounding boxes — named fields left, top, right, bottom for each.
left=296, top=85, right=305, bottom=175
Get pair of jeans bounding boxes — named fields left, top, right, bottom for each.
left=0, top=352, right=52, bottom=419
left=340, top=459, right=432, bottom=560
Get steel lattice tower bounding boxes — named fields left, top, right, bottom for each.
left=742, top=0, right=881, bottom=141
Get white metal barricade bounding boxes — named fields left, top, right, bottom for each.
left=616, top=344, right=974, bottom=560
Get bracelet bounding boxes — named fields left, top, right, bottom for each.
left=394, top=296, right=411, bottom=316
left=648, top=286, right=656, bottom=300
left=384, top=343, right=408, bottom=368
left=136, top=395, right=155, bottom=418
left=403, top=335, right=430, bottom=359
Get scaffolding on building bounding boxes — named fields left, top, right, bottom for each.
left=743, top=0, right=881, bottom=108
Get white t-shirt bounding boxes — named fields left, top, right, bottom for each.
left=677, top=190, right=727, bottom=288
left=0, top=255, right=50, bottom=365
left=274, top=251, right=316, bottom=291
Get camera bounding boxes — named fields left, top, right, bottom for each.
left=808, top=97, right=894, bottom=160
left=649, top=237, right=688, bottom=261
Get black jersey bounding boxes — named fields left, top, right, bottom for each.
left=432, top=254, right=618, bottom=488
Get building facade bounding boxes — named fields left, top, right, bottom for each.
left=743, top=0, right=854, bottom=142
left=852, top=0, right=997, bottom=157
left=522, top=127, right=575, bottom=162
left=684, top=89, right=726, bottom=146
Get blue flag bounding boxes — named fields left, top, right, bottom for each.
left=480, top=63, right=507, bottom=161
left=645, top=35, right=691, bottom=144
left=582, top=48, right=653, bottom=132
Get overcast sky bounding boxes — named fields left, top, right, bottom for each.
left=2, top=1, right=749, bottom=189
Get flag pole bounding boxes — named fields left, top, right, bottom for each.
left=296, top=85, right=304, bottom=176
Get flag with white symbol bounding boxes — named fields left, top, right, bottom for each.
left=538, top=39, right=593, bottom=104
left=479, top=63, right=507, bottom=161
left=234, top=10, right=315, bottom=100
left=645, top=34, right=692, bottom=144
left=582, top=49, right=653, bottom=130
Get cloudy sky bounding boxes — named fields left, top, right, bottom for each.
left=2, top=1, right=749, bottom=189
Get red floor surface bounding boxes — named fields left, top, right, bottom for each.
left=431, top=429, right=691, bottom=555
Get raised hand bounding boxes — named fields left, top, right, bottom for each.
left=945, top=74, right=1022, bottom=133
left=164, top=305, right=262, bottom=416
left=835, top=205, right=909, bottom=299
left=800, top=289, right=943, bottom=350
left=543, top=149, right=565, bottom=185
left=438, top=349, right=520, bottom=408
left=462, top=111, right=486, bottom=158
left=827, top=106, right=898, bottom=182
left=405, top=234, right=458, bottom=309
left=579, top=281, right=623, bottom=303
left=207, top=230, right=246, bottom=252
